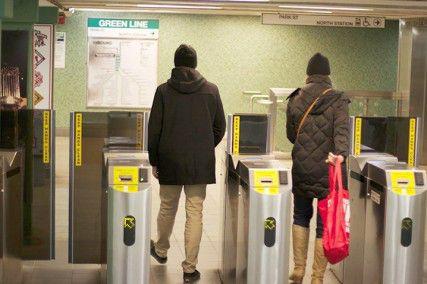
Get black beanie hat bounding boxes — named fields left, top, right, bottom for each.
left=306, top=53, right=331, bottom=76
left=174, top=44, right=197, bottom=69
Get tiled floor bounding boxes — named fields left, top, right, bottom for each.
left=21, top=137, right=427, bottom=283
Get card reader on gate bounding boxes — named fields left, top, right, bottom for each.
left=238, top=160, right=289, bottom=186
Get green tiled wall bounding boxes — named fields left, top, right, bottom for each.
left=55, top=12, right=399, bottom=151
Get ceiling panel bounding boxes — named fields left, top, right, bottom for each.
left=48, top=0, right=427, bottom=18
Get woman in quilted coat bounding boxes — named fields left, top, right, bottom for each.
left=286, top=53, right=350, bottom=284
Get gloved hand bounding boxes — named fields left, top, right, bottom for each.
left=325, top=152, right=344, bottom=166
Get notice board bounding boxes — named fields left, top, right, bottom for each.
left=87, top=18, right=159, bottom=108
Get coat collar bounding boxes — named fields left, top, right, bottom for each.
left=305, top=75, right=332, bottom=86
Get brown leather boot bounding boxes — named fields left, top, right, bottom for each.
left=311, top=238, right=328, bottom=284
left=289, top=225, right=310, bottom=283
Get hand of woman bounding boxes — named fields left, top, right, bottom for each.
left=325, top=152, right=344, bottom=166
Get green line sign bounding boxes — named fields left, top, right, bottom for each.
left=88, top=18, right=159, bottom=29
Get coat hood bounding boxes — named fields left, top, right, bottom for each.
left=167, top=67, right=206, bottom=94
left=288, top=75, right=349, bottom=115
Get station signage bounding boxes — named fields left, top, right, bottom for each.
left=86, top=18, right=159, bottom=109
left=262, top=13, right=385, bottom=29
left=88, top=18, right=159, bottom=29
left=87, top=18, right=159, bottom=39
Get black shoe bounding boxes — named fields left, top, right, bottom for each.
left=183, top=270, right=201, bottom=283
left=150, top=240, right=167, bottom=264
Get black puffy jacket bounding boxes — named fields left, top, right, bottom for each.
left=286, top=75, right=350, bottom=199
left=148, top=67, right=226, bottom=185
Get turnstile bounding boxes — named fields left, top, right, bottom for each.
left=69, top=111, right=148, bottom=264
left=332, top=153, right=397, bottom=283
left=235, top=159, right=292, bottom=284
left=220, top=113, right=292, bottom=284
left=106, top=156, right=151, bottom=284
left=332, top=116, right=426, bottom=284
left=364, top=161, right=426, bottom=284
left=334, top=154, right=427, bottom=284
left=100, top=147, right=148, bottom=282
left=0, top=149, right=24, bottom=284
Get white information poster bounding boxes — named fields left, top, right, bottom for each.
left=87, top=18, right=159, bottom=108
left=33, top=24, right=54, bottom=109
left=54, top=32, right=66, bottom=69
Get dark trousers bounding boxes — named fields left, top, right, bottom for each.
left=293, top=194, right=323, bottom=238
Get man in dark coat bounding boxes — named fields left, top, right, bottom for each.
left=148, top=44, right=226, bottom=283
left=286, top=53, right=350, bottom=284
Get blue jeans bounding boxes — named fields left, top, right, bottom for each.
left=293, top=194, right=324, bottom=238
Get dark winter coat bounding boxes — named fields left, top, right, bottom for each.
left=286, top=75, right=350, bottom=199
left=148, top=67, right=226, bottom=185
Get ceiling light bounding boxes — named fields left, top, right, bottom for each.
left=136, top=4, right=222, bottom=10
left=282, top=9, right=333, bottom=14
left=74, top=8, right=143, bottom=12
left=279, top=5, right=372, bottom=11
left=105, top=3, right=136, bottom=7
left=221, top=0, right=269, bottom=2
left=297, top=10, right=333, bottom=14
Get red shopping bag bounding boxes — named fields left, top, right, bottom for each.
left=317, top=161, right=350, bottom=264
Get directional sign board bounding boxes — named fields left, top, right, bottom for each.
left=262, top=13, right=385, bottom=29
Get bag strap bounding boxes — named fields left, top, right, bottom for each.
left=335, top=160, right=344, bottom=192
left=296, top=88, right=333, bottom=138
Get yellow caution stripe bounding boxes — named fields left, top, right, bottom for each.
left=407, top=118, right=416, bottom=167
left=233, top=116, right=240, bottom=154
left=43, top=111, right=50, bottom=164
left=354, top=117, right=362, bottom=156
left=75, top=113, right=82, bottom=167
left=136, top=113, right=143, bottom=150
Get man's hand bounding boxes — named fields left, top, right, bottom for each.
left=152, top=166, right=159, bottom=179
left=325, top=152, right=344, bottom=166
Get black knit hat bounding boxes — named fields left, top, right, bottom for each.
left=174, top=44, right=197, bottom=68
left=306, top=53, right=331, bottom=76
